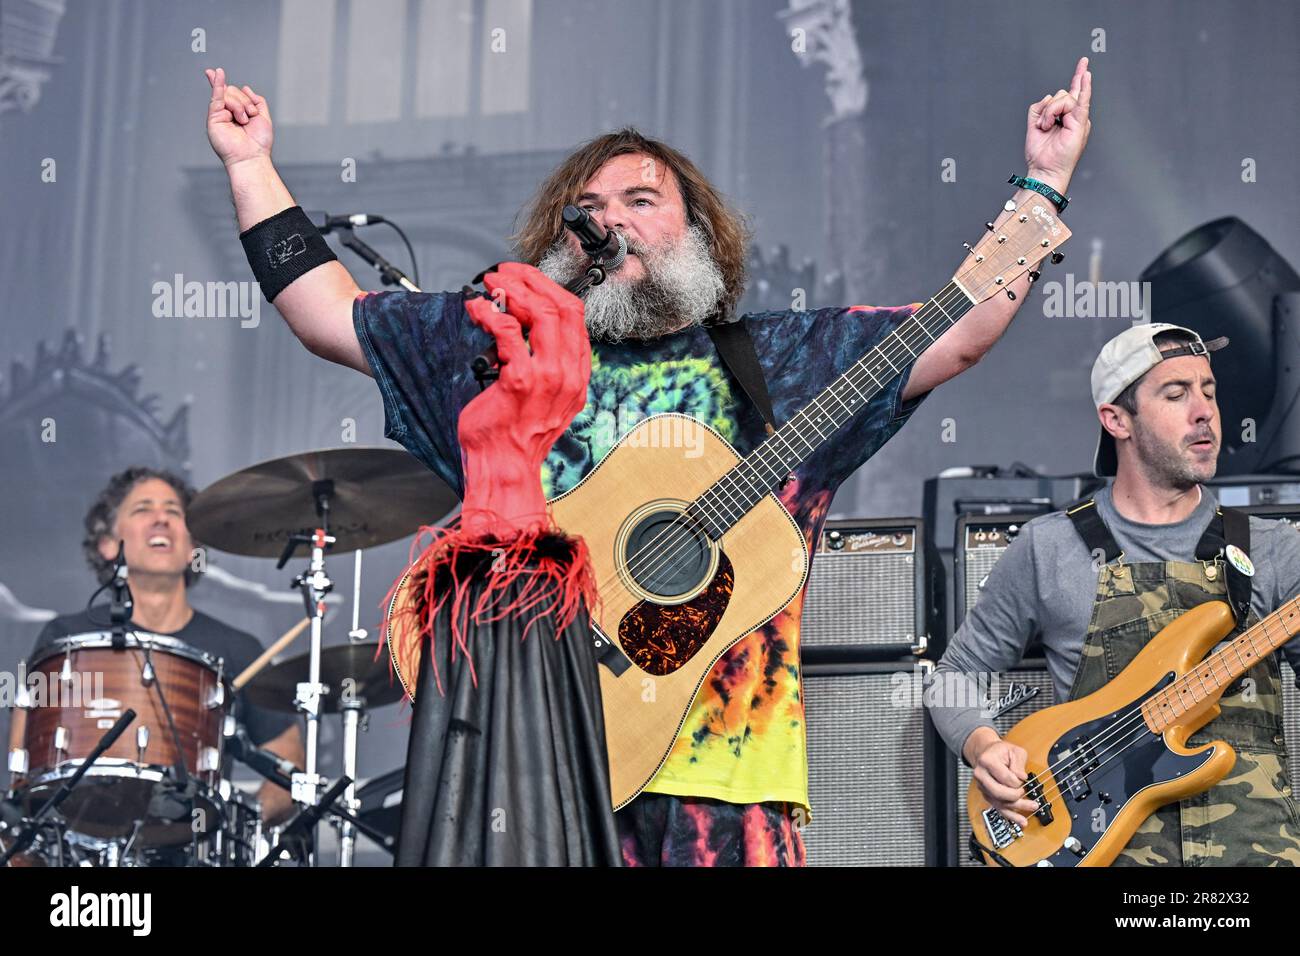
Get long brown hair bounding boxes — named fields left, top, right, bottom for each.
left=511, top=128, right=751, bottom=311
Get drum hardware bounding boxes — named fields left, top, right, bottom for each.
left=182, top=447, right=459, bottom=865
left=257, top=774, right=352, bottom=867
left=0, top=709, right=136, bottom=866
left=241, top=644, right=402, bottom=715
left=207, top=659, right=225, bottom=709
left=348, top=549, right=368, bottom=644
left=7, top=748, right=28, bottom=776
left=132, top=639, right=206, bottom=849
left=278, top=519, right=335, bottom=861
left=338, top=696, right=362, bottom=867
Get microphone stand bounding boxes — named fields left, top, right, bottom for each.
left=226, top=731, right=395, bottom=858
left=470, top=262, right=608, bottom=387
left=337, top=227, right=420, bottom=292
left=468, top=203, right=621, bottom=386
left=109, top=540, right=132, bottom=651
left=256, top=775, right=354, bottom=867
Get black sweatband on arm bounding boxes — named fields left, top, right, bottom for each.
left=239, top=205, right=338, bottom=302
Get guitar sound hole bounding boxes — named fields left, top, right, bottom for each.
left=623, top=509, right=711, bottom=600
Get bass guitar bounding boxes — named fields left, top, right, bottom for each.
left=968, top=595, right=1300, bottom=866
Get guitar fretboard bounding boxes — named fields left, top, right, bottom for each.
left=1142, top=595, right=1300, bottom=732
left=685, top=280, right=976, bottom=539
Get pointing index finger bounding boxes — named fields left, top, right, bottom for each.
left=1077, top=66, right=1092, bottom=112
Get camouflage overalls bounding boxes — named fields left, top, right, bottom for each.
left=1065, top=499, right=1300, bottom=866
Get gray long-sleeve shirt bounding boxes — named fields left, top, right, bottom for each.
left=927, top=484, right=1300, bottom=760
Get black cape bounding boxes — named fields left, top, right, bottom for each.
left=394, top=560, right=621, bottom=866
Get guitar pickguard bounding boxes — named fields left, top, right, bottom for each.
left=979, top=672, right=1221, bottom=866
left=617, top=551, right=735, bottom=676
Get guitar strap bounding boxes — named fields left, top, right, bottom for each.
left=1065, top=498, right=1254, bottom=628
left=706, top=310, right=777, bottom=435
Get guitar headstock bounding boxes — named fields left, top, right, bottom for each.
left=953, top=195, right=1071, bottom=305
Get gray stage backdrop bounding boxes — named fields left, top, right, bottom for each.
left=0, top=0, right=1296, bottom=854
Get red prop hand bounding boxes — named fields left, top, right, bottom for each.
left=458, top=263, right=591, bottom=539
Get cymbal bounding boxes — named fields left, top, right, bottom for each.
left=241, top=643, right=404, bottom=713
left=187, top=447, right=458, bottom=558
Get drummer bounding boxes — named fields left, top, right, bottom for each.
left=7, top=467, right=304, bottom=825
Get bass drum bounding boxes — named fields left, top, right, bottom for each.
left=16, top=631, right=228, bottom=847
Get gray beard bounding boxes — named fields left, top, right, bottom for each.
left=536, top=224, right=726, bottom=342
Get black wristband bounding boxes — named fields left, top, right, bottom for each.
left=239, top=206, right=338, bottom=302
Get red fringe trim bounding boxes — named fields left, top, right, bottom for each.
left=383, top=516, right=599, bottom=699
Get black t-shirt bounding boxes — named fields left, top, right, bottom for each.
left=32, top=608, right=299, bottom=747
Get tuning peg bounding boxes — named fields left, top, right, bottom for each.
left=962, top=242, right=973, bottom=252
left=1050, top=252, right=1064, bottom=264
left=985, top=221, right=995, bottom=232
left=1005, top=289, right=1017, bottom=301
left=1028, top=270, right=1041, bottom=283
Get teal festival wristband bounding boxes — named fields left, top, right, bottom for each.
left=1008, top=174, right=1069, bottom=213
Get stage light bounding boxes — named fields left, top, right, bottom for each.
left=1140, top=217, right=1300, bottom=475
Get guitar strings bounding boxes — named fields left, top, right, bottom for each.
left=603, top=277, right=981, bottom=631
left=998, top=609, right=1295, bottom=820
left=601, top=278, right=981, bottom=605
left=1017, top=613, right=1287, bottom=812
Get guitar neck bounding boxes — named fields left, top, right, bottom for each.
left=1144, top=594, right=1300, bottom=733
left=687, top=280, right=976, bottom=538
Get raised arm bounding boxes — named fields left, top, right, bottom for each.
left=903, top=57, right=1092, bottom=401
left=204, top=67, right=369, bottom=374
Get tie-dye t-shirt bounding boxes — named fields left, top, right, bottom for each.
left=354, top=291, right=926, bottom=810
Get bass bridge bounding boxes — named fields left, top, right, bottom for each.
left=976, top=771, right=1054, bottom=855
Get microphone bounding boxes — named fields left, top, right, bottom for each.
left=226, top=725, right=295, bottom=790
left=109, top=539, right=132, bottom=650
left=111, top=539, right=128, bottom=580
left=304, top=211, right=388, bottom=234
left=562, top=204, right=627, bottom=269
left=469, top=205, right=625, bottom=382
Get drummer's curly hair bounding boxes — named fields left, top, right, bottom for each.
left=83, top=467, right=204, bottom=588
left=510, top=127, right=751, bottom=313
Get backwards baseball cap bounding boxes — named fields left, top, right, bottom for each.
left=1091, top=323, right=1230, bottom=478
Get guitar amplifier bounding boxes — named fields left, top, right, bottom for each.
left=1242, top=505, right=1300, bottom=800
left=802, top=660, right=937, bottom=866
left=800, top=517, right=926, bottom=661
left=945, top=511, right=1056, bottom=865
left=947, top=665, right=1057, bottom=866
left=953, top=512, right=1038, bottom=627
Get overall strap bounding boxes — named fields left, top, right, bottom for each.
left=706, top=312, right=777, bottom=435
left=1196, top=506, right=1254, bottom=627
left=1065, top=499, right=1123, bottom=563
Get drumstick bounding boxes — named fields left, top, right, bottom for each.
left=233, top=617, right=311, bottom=690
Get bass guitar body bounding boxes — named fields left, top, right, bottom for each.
left=968, top=601, right=1241, bottom=867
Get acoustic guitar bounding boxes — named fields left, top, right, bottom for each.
left=389, top=194, right=1070, bottom=809
left=968, top=595, right=1300, bottom=866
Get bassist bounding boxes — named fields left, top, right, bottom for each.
left=929, top=325, right=1300, bottom=866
